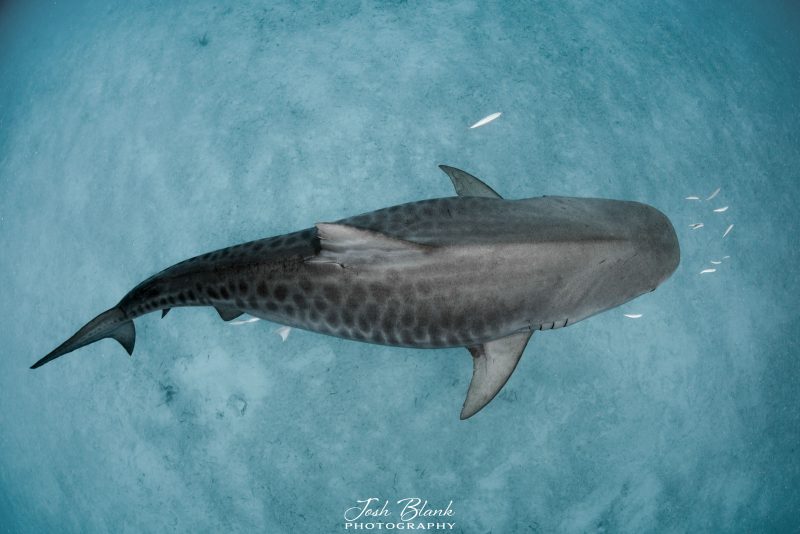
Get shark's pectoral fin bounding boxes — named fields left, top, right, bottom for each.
left=308, top=223, right=432, bottom=266
left=438, top=165, right=503, bottom=199
left=461, top=330, right=532, bottom=419
left=214, top=306, right=244, bottom=321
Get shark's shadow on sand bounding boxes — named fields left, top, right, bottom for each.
left=31, top=165, right=680, bottom=419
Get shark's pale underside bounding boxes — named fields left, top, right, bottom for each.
left=31, top=166, right=680, bottom=419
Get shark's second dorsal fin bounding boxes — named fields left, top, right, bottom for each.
left=309, top=223, right=431, bottom=266
left=461, top=330, right=532, bottom=419
left=438, top=165, right=502, bottom=199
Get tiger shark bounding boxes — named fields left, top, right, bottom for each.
left=31, top=166, right=680, bottom=419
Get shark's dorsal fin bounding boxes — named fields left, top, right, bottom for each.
left=215, top=305, right=244, bottom=321
left=438, top=165, right=502, bottom=199
left=309, top=223, right=431, bottom=266
left=461, top=330, right=532, bottom=419
left=315, top=223, right=429, bottom=252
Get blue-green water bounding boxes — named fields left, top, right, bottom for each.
left=1, top=1, right=798, bottom=532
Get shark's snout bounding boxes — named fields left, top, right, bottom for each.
left=641, top=204, right=681, bottom=288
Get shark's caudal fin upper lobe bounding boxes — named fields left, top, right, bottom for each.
left=30, top=307, right=135, bottom=369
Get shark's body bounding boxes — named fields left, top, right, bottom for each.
left=32, top=166, right=680, bottom=418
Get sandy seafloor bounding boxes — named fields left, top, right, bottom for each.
left=1, top=1, right=799, bottom=532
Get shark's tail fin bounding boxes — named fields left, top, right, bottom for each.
left=30, top=307, right=135, bottom=369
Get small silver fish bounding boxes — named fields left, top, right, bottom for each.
left=690, top=223, right=704, bottom=229
left=469, top=112, right=502, bottom=129
left=276, top=325, right=292, bottom=342
left=710, top=260, right=722, bottom=265
left=685, top=196, right=700, bottom=201
left=722, top=224, right=734, bottom=238
left=623, top=313, right=643, bottom=319
left=706, top=188, right=721, bottom=200
left=722, top=255, right=730, bottom=259
left=700, top=268, right=717, bottom=274
left=713, top=206, right=729, bottom=213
